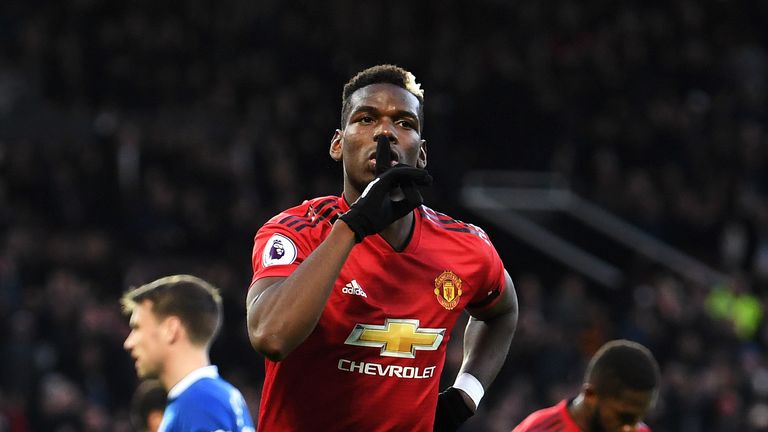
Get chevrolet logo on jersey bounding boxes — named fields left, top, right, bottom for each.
left=344, top=319, right=445, bottom=358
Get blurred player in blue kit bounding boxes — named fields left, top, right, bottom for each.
left=122, top=275, right=254, bottom=432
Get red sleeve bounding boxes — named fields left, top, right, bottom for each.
left=466, top=225, right=506, bottom=312
left=250, top=223, right=314, bottom=285
left=250, top=198, right=341, bottom=286
left=251, top=224, right=306, bottom=285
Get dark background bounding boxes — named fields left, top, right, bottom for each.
left=1, top=1, right=768, bottom=430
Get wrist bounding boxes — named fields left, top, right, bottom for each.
left=333, top=218, right=360, bottom=243
left=453, top=373, right=484, bottom=410
left=455, top=388, right=477, bottom=413
left=435, top=386, right=474, bottom=431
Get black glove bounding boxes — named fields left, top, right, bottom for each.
left=339, top=163, right=432, bottom=243
left=375, top=134, right=392, bottom=176
left=433, top=387, right=474, bottom=432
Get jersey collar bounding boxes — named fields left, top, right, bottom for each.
left=337, top=195, right=422, bottom=253
left=167, top=365, right=219, bottom=399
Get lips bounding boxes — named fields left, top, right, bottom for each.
left=368, top=150, right=399, bottom=163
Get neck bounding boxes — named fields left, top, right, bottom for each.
left=568, top=393, right=592, bottom=432
left=343, top=187, right=416, bottom=251
left=380, top=211, right=414, bottom=251
left=160, top=347, right=210, bottom=392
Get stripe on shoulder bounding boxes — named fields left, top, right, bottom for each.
left=539, top=411, right=565, bottom=431
left=419, top=207, right=492, bottom=244
left=278, top=198, right=342, bottom=232
left=525, top=409, right=565, bottom=431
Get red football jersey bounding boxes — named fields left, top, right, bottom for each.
left=251, top=195, right=506, bottom=432
left=512, top=400, right=652, bottom=432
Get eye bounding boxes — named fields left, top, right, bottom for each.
left=396, top=119, right=415, bottom=129
left=358, top=116, right=374, bottom=124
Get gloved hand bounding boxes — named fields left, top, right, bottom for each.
left=339, top=162, right=432, bottom=243
left=375, top=134, right=393, bottom=176
left=433, top=387, right=474, bottom=432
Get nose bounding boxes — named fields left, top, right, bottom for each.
left=373, top=121, right=397, bottom=145
left=124, top=332, right=133, bottom=351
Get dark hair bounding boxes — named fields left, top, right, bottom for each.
left=340, top=64, right=425, bottom=130
left=130, top=379, right=167, bottom=431
left=585, top=339, right=660, bottom=397
left=121, top=274, right=223, bottom=347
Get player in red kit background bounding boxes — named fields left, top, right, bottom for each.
left=246, top=64, right=518, bottom=432
left=512, top=340, right=660, bottom=432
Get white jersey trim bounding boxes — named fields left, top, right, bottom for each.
left=167, top=365, right=219, bottom=399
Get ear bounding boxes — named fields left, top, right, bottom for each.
left=417, top=139, right=427, bottom=169
left=582, top=383, right=599, bottom=407
left=162, top=316, right=183, bottom=345
left=329, top=129, right=343, bottom=162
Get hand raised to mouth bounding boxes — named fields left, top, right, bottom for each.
left=340, top=137, right=432, bottom=242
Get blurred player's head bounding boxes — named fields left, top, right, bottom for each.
left=581, top=339, right=660, bottom=432
left=340, top=64, right=425, bottom=132
left=130, top=379, right=166, bottom=432
left=122, top=275, right=223, bottom=379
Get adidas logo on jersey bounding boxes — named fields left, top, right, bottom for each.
left=342, top=280, right=368, bottom=298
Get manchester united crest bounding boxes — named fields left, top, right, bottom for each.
left=434, top=271, right=462, bottom=310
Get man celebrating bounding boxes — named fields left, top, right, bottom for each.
left=513, top=339, right=660, bottom=432
left=247, top=64, right=518, bottom=431
left=123, top=274, right=254, bottom=432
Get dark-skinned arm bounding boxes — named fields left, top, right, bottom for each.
left=246, top=220, right=356, bottom=361
left=457, top=269, right=518, bottom=410
left=247, top=157, right=431, bottom=362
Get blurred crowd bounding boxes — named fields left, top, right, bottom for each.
left=1, top=0, right=768, bottom=431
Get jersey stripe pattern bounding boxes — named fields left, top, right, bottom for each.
left=277, top=197, right=342, bottom=232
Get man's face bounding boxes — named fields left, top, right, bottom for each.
left=124, top=300, right=167, bottom=379
left=588, top=389, right=656, bottom=432
left=331, top=83, right=426, bottom=199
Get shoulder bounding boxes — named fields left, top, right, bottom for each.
left=265, top=195, right=342, bottom=225
left=256, top=195, right=343, bottom=247
left=418, top=206, right=500, bottom=264
left=512, top=401, right=568, bottom=431
left=174, top=378, right=231, bottom=408
left=171, top=379, right=244, bottom=423
left=418, top=206, right=494, bottom=245
left=263, top=195, right=344, bottom=231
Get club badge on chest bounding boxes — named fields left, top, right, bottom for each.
left=434, top=271, right=462, bottom=310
